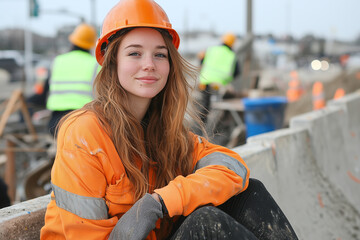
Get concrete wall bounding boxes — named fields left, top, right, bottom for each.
left=1, top=91, right=360, bottom=239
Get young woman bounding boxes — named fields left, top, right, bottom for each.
left=41, top=0, right=298, bottom=239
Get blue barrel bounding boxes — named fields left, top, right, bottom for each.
left=243, top=96, right=287, bottom=137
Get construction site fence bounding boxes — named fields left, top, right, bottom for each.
left=1, top=91, right=360, bottom=239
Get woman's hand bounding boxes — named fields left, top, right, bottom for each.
left=109, top=193, right=163, bottom=240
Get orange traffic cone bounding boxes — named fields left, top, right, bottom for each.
left=333, top=88, right=345, bottom=100
left=286, top=71, right=304, bottom=102
left=312, top=81, right=325, bottom=110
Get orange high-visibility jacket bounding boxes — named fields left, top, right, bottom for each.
left=40, top=111, right=250, bottom=240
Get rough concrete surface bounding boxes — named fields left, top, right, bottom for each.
left=291, top=97, right=360, bottom=213
left=0, top=195, right=50, bottom=240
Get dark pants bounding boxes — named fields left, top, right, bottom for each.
left=169, top=179, right=298, bottom=240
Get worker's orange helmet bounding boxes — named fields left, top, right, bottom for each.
left=69, top=23, right=97, bottom=50
left=95, top=0, right=180, bottom=65
left=222, top=33, right=236, bottom=47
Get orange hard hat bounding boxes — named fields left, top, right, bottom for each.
left=69, top=23, right=97, bottom=50
left=222, top=33, right=236, bottom=47
left=95, top=0, right=180, bottom=65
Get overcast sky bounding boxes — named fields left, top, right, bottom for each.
left=1, top=0, right=360, bottom=42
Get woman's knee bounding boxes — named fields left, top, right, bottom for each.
left=171, top=206, right=257, bottom=240
left=187, top=206, right=225, bottom=223
left=248, top=178, right=266, bottom=193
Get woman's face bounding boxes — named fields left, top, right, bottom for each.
left=117, top=28, right=170, bottom=104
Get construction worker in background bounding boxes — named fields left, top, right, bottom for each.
left=46, top=23, right=98, bottom=136
left=333, top=87, right=345, bottom=100
left=26, top=67, right=50, bottom=114
left=286, top=70, right=304, bottom=102
left=312, top=81, right=325, bottom=110
left=18, top=68, right=50, bottom=123
left=40, top=0, right=298, bottom=239
left=198, top=33, right=241, bottom=124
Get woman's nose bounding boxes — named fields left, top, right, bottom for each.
left=143, top=56, right=155, bottom=71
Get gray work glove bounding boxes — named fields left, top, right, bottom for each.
left=109, top=193, right=163, bottom=240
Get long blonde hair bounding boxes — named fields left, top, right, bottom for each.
left=70, top=28, right=201, bottom=200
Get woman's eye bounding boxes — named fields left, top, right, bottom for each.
left=129, top=52, right=140, bottom=56
left=155, top=53, right=167, bottom=58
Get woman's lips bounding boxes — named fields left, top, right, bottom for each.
left=137, top=76, right=158, bottom=83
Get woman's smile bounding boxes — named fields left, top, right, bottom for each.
left=136, top=75, right=159, bottom=84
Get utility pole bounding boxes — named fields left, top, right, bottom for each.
left=242, top=0, right=253, bottom=89
left=246, top=0, right=253, bottom=36
left=24, top=0, right=39, bottom=91
left=24, top=19, right=33, bottom=91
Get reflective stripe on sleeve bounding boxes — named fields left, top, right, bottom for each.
left=194, top=152, right=248, bottom=188
left=52, top=183, right=108, bottom=220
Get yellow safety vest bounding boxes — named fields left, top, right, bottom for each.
left=199, top=45, right=236, bottom=85
left=46, top=50, right=98, bottom=111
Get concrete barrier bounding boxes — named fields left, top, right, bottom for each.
left=0, top=194, right=50, bottom=240
left=1, top=92, right=360, bottom=239
left=234, top=91, right=360, bottom=239
left=291, top=93, right=360, bottom=213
